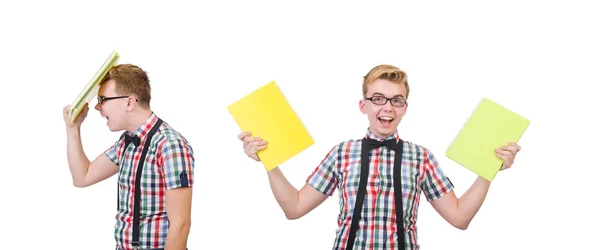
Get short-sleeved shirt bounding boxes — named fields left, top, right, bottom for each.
left=105, top=113, right=195, bottom=250
left=306, top=129, right=453, bottom=250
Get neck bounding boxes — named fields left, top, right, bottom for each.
left=125, top=108, right=153, bottom=134
left=369, top=127, right=397, bottom=140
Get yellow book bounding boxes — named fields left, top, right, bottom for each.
left=68, top=50, right=120, bottom=123
left=446, top=97, right=530, bottom=182
left=228, top=81, right=315, bottom=171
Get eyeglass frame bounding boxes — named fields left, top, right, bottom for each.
left=364, top=95, right=407, bottom=107
left=97, top=95, right=139, bottom=104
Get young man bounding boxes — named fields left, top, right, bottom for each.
left=63, top=64, right=194, bottom=250
left=238, top=64, right=521, bottom=249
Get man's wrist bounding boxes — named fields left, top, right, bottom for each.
left=66, top=126, right=81, bottom=135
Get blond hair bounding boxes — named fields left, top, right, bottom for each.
left=362, top=64, right=409, bottom=98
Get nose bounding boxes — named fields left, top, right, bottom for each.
left=94, top=102, right=101, bottom=111
left=382, top=100, right=394, bottom=111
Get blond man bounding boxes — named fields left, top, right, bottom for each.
left=238, top=64, right=521, bottom=249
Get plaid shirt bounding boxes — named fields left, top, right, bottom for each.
left=307, top=129, right=454, bottom=250
left=105, top=113, right=195, bottom=250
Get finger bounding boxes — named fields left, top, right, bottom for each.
left=498, top=155, right=513, bottom=169
left=247, top=147, right=257, bottom=157
left=496, top=152, right=509, bottom=162
left=246, top=140, right=267, bottom=152
left=242, top=137, right=261, bottom=149
left=243, top=136, right=263, bottom=144
left=255, top=145, right=267, bottom=151
left=504, top=142, right=521, bottom=152
left=503, top=144, right=519, bottom=154
left=244, top=141, right=254, bottom=153
left=247, top=144, right=266, bottom=157
left=238, top=132, right=252, bottom=141
left=495, top=148, right=514, bottom=158
left=510, top=142, right=521, bottom=152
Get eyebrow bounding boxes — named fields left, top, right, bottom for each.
left=372, top=92, right=405, bottom=98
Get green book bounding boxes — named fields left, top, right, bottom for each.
left=446, top=97, right=530, bottom=182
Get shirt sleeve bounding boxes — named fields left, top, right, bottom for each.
left=105, top=145, right=119, bottom=166
left=421, top=148, right=454, bottom=202
left=306, top=144, right=339, bottom=196
left=159, top=139, right=195, bottom=190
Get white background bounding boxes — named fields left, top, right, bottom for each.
left=1, top=0, right=598, bottom=249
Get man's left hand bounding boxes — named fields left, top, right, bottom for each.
left=496, top=142, right=521, bottom=170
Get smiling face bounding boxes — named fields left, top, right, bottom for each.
left=360, top=78, right=408, bottom=139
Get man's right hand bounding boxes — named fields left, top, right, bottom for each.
left=63, top=104, right=89, bottom=129
left=237, top=131, right=267, bottom=161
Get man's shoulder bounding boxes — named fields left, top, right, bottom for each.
left=154, top=122, right=193, bottom=148
left=400, top=139, right=438, bottom=158
left=331, top=137, right=363, bottom=150
left=401, top=139, right=426, bottom=150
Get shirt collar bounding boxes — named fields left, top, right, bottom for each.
left=127, top=112, right=159, bottom=141
left=365, top=128, right=400, bottom=142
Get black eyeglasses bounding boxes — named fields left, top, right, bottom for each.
left=97, top=96, right=137, bottom=104
left=364, top=96, right=407, bottom=107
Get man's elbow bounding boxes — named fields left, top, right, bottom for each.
left=284, top=210, right=304, bottom=220
left=170, top=219, right=192, bottom=232
left=451, top=219, right=471, bottom=230
left=72, top=180, right=88, bottom=188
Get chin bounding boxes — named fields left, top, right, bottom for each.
left=370, top=127, right=393, bottom=138
left=106, top=123, right=118, bottom=132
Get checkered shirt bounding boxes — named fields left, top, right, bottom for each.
left=307, top=129, right=454, bottom=249
left=105, top=113, right=195, bottom=250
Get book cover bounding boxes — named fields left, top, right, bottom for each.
left=228, top=81, right=314, bottom=171
left=446, top=97, right=530, bottom=181
left=68, top=50, right=120, bottom=123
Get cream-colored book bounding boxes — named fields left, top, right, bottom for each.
left=68, top=50, right=120, bottom=123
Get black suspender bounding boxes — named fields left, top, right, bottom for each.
left=393, top=139, right=405, bottom=249
left=346, top=138, right=406, bottom=249
left=346, top=139, right=373, bottom=249
left=117, top=118, right=163, bottom=250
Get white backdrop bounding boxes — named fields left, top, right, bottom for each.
left=1, top=0, right=598, bottom=249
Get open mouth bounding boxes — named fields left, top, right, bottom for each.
left=378, top=116, right=394, bottom=126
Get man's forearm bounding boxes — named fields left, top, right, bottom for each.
left=267, top=167, right=300, bottom=219
left=164, top=223, right=190, bottom=250
left=66, top=127, right=91, bottom=186
left=455, top=176, right=491, bottom=227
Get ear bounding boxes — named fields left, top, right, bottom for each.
left=359, top=99, right=366, bottom=114
left=126, top=96, right=137, bottom=111
left=399, top=101, right=409, bottom=115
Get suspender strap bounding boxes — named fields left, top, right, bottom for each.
left=116, top=118, right=163, bottom=249
left=346, top=138, right=405, bottom=249
left=393, top=140, right=405, bottom=248
left=345, top=138, right=372, bottom=249
left=132, top=118, right=163, bottom=248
